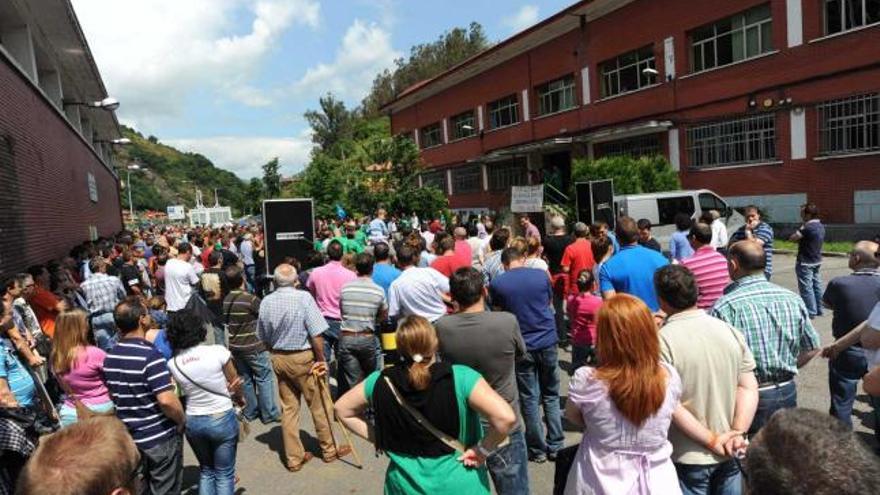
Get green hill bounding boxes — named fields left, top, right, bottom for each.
left=114, top=126, right=250, bottom=217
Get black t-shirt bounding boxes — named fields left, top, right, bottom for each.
left=797, top=220, right=825, bottom=264
left=220, top=249, right=238, bottom=269
left=543, top=234, right=574, bottom=274
left=119, top=264, right=142, bottom=294
left=639, top=238, right=662, bottom=253
left=822, top=270, right=880, bottom=339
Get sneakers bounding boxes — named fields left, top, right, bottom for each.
left=529, top=454, right=547, bottom=464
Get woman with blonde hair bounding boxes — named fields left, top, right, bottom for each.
left=335, top=315, right=517, bottom=494
left=524, top=236, right=550, bottom=273
left=51, top=309, right=115, bottom=427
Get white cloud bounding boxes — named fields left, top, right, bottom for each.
left=165, top=133, right=314, bottom=180
left=293, top=19, right=400, bottom=102
left=502, top=5, right=540, bottom=33
left=72, top=0, right=320, bottom=127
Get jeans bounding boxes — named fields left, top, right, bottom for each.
left=91, top=312, right=117, bottom=352
left=828, top=346, right=868, bottom=428
left=676, top=460, right=742, bottom=495
left=795, top=263, right=823, bottom=317
left=323, top=318, right=341, bottom=363
left=486, top=428, right=529, bottom=495
left=186, top=410, right=239, bottom=495
left=212, top=324, right=226, bottom=347
left=337, top=334, right=381, bottom=397
left=749, top=380, right=797, bottom=435
left=516, top=344, right=564, bottom=459
left=139, top=432, right=183, bottom=495
left=233, top=350, right=281, bottom=423
left=244, top=264, right=256, bottom=293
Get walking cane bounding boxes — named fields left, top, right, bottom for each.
left=312, top=370, right=363, bottom=469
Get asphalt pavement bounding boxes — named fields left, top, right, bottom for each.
left=183, top=253, right=876, bottom=495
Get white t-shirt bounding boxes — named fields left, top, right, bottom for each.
left=865, top=303, right=880, bottom=368
left=168, top=345, right=233, bottom=415
left=164, top=258, right=199, bottom=311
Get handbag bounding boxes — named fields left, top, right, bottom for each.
left=172, top=355, right=250, bottom=442
left=55, top=374, right=115, bottom=421
left=382, top=375, right=466, bottom=453
left=552, top=444, right=580, bottom=495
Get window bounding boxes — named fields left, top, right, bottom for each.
left=825, top=0, right=880, bottom=35
left=597, top=135, right=663, bottom=158
left=698, top=192, right=730, bottom=218
left=536, top=75, right=576, bottom=116
left=488, top=94, right=519, bottom=129
left=421, top=169, right=448, bottom=191
left=451, top=110, right=476, bottom=140
left=690, top=4, right=773, bottom=73
left=452, top=165, right=482, bottom=194
left=817, top=93, right=880, bottom=156
left=420, top=123, right=442, bottom=149
left=488, top=159, right=528, bottom=190
left=687, top=113, right=777, bottom=168
left=600, top=45, right=657, bottom=98
left=657, top=196, right=695, bottom=226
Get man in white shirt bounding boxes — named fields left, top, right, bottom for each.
left=708, top=210, right=729, bottom=251
left=387, top=245, right=450, bottom=323
left=164, top=243, right=200, bottom=312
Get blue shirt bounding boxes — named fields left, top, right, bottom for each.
left=257, top=287, right=328, bottom=351
left=490, top=267, right=557, bottom=351
left=599, top=244, right=669, bottom=311
left=797, top=220, right=824, bottom=265
left=372, top=263, right=402, bottom=296
left=607, top=231, right=621, bottom=254
left=103, top=338, right=177, bottom=449
left=669, top=230, right=694, bottom=261
left=0, top=338, right=35, bottom=407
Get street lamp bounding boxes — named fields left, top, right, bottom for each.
left=63, top=96, right=120, bottom=111
left=125, top=164, right=147, bottom=223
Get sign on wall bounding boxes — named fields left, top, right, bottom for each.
left=510, top=185, right=544, bottom=213
left=87, top=172, right=98, bottom=202
left=167, top=205, right=186, bottom=220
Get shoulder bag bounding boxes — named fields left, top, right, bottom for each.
left=381, top=375, right=465, bottom=452
left=172, top=355, right=250, bottom=442
left=55, top=372, right=115, bottom=421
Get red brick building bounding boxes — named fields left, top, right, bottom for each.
left=0, top=0, right=122, bottom=273
left=384, top=0, right=880, bottom=224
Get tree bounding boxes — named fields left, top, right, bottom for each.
left=243, top=178, right=264, bottom=216
left=304, top=94, right=355, bottom=159
left=571, top=155, right=681, bottom=196
left=262, top=157, right=281, bottom=199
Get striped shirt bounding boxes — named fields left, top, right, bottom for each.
left=257, top=287, right=328, bottom=351
left=710, top=275, right=820, bottom=384
left=681, top=246, right=731, bottom=309
left=340, top=277, right=387, bottom=333
left=222, top=290, right=264, bottom=354
left=730, top=222, right=774, bottom=279
left=103, top=338, right=177, bottom=449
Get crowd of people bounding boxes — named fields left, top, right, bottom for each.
left=1, top=204, right=879, bottom=495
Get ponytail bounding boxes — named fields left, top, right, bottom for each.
left=395, top=316, right=439, bottom=391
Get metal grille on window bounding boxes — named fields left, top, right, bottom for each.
left=825, top=0, right=880, bottom=35
left=452, top=165, right=482, bottom=194
left=690, top=4, right=773, bottom=73
left=686, top=113, right=777, bottom=168
left=420, top=123, right=442, bottom=149
left=488, top=95, right=519, bottom=129
left=451, top=111, right=476, bottom=140
left=598, top=135, right=663, bottom=158
left=488, top=159, right=528, bottom=190
left=600, top=45, right=656, bottom=98
left=817, top=93, right=880, bottom=156
left=537, top=75, right=576, bottom=116
left=421, top=170, right=448, bottom=192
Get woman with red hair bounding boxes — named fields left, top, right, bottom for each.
left=562, top=294, right=694, bottom=494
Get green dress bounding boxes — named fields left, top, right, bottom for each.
left=363, top=365, right=490, bottom=495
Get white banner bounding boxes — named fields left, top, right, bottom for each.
left=167, top=205, right=186, bottom=220
left=510, top=185, right=544, bottom=213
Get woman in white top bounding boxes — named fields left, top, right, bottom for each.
left=167, top=311, right=245, bottom=495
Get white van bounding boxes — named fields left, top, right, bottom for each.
left=614, top=189, right=745, bottom=250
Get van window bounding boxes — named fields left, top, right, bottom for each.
left=657, top=196, right=695, bottom=225
left=699, top=193, right=728, bottom=217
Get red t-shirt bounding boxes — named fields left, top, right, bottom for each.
left=431, top=254, right=470, bottom=278
left=560, top=238, right=596, bottom=294
left=30, top=287, right=61, bottom=338
left=454, top=240, right=472, bottom=267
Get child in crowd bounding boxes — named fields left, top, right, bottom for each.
left=567, top=269, right=603, bottom=374
left=637, top=218, right=662, bottom=252
left=145, top=296, right=172, bottom=360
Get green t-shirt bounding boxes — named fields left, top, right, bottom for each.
left=364, top=365, right=489, bottom=495
left=332, top=236, right=364, bottom=254
left=354, top=230, right=368, bottom=248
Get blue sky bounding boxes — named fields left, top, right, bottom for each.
left=72, top=0, right=573, bottom=179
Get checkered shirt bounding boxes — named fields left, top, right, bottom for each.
left=257, top=287, right=328, bottom=351
left=80, top=272, right=126, bottom=314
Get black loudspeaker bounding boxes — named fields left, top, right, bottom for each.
left=262, top=199, right=315, bottom=277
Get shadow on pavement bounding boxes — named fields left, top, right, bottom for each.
left=254, top=425, right=322, bottom=467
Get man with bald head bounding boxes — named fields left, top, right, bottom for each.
left=711, top=241, right=820, bottom=434
left=453, top=225, right=473, bottom=267
left=258, top=264, right=347, bottom=471
left=821, top=240, right=880, bottom=428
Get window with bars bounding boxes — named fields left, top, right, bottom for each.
left=690, top=4, right=773, bottom=73
left=452, top=165, right=482, bottom=194
left=420, top=123, right=442, bottom=149
left=600, top=45, right=657, bottom=98
left=825, top=0, right=880, bottom=35
left=421, top=169, right=448, bottom=191
left=487, top=159, right=528, bottom=191
left=686, top=113, right=777, bottom=168
left=488, top=94, right=520, bottom=129
left=597, top=134, right=663, bottom=158
left=451, top=110, right=476, bottom=140
left=817, top=93, right=880, bottom=156
left=536, top=75, right=576, bottom=116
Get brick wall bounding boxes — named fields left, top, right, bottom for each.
left=0, top=57, right=122, bottom=274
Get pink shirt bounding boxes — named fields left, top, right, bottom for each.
left=307, top=261, right=356, bottom=319
left=60, top=346, right=111, bottom=406
left=567, top=292, right=603, bottom=346
left=681, top=246, right=731, bottom=310
left=454, top=240, right=472, bottom=267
